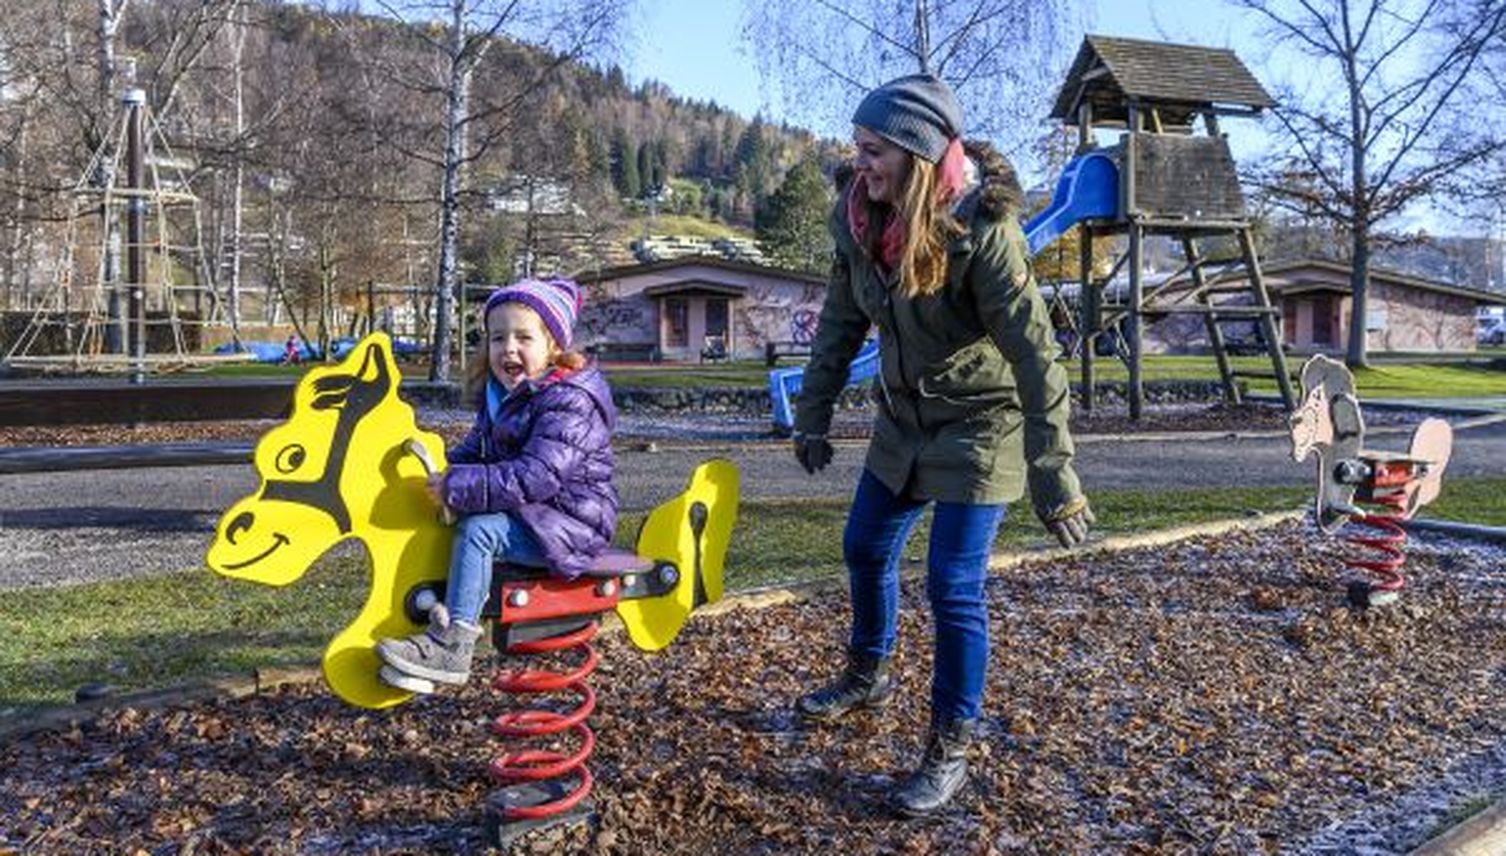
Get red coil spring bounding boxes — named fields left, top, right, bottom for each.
left=1343, top=490, right=1409, bottom=594
left=489, top=621, right=601, bottom=821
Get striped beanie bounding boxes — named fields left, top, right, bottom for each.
left=483, top=276, right=583, bottom=350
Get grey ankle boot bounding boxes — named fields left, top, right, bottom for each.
left=376, top=613, right=484, bottom=686
left=892, top=717, right=976, bottom=816
left=796, top=650, right=895, bottom=721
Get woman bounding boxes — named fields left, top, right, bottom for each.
left=792, top=73, right=1093, bottom=816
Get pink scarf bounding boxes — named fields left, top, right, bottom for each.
left=847, top=138, right=968, bottom=271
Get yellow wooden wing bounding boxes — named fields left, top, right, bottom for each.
left=616, top=459, right=739, bottom=651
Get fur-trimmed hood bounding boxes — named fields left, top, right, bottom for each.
left=833, top=138, right=1024, bottom=221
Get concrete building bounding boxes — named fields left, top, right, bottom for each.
left=573, top=256, right=827, bottom=362
left=1132, top=258, right=1506, bottom=355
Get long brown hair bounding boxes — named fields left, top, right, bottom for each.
left=464, top=305, right=588, bottom=408
left=858, top=156, right=965, bottom=298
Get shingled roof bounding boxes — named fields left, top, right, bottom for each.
left=1050, top=35, right=1275, bottom=125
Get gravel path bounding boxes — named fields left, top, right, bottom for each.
left=2, top=411, right=1505, bottom=590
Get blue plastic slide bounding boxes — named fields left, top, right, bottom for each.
left=767, top=151, right=1119, bottom=432
left=769, top=339, right=878, bottom=433
left=1022, top=151, right=1120, bottom=256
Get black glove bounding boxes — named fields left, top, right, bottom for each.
left=792, top=432, right=834, bottom=475
left=1041, top=496, right=1095, bottom=548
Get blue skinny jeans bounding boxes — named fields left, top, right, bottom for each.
left=444, top=512, right=546, bottom=626
left=844, top=469, right=1006, bottom=723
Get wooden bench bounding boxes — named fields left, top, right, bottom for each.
left=700, top=335, right=728, bottom=363
left=764, top=341, right=812, bottom=367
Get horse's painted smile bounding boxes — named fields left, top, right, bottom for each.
left=221, top=532, right=291, bottom=570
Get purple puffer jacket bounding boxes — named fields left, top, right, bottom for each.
left=442, top=363, right=618, bottom=579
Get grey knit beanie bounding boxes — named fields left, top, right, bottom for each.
left=851, top=73, right=963, bottom=162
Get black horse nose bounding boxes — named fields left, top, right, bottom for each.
left=226, top=512, right=255, bottom=545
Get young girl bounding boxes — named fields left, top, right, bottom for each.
left=377, top=276, right=618, bottom=687
left=791, top=74, right=1093, bottom=816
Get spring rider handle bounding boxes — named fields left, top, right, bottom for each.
left=405, top=438, right=457, bottom=526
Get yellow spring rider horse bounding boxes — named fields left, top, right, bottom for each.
left=205, top=333, right=739, bottom=711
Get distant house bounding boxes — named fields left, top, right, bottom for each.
left=573, top=256, right=827, bottom=362
left=1143, top=258, right=1506, bottom=355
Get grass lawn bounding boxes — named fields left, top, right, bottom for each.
left=601, top=360, right=773, bottom=388
left=1062, top=354, right=1506, bottom=397
left=5, top=477, right=1504, bottom=712
left=599, top=354, right=1506, bottom=398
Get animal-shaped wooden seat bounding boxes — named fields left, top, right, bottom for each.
left=207, top=332, right=738, bottom=708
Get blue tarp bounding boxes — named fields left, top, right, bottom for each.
left=214, top=337, right=424, bottom=364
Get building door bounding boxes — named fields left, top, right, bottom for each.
left=704, top=297, right=729, bottom=357
left=1312, top=295, right=1333, bottom=346
left=664, top=298, right=689, bottom=350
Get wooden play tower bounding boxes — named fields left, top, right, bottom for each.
left=1051, top=35, right=1296, bottom=417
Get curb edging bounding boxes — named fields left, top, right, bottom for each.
left=1410, top=796, right=1506, bottom=855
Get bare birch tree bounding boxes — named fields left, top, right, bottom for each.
left=349, top=0, right=630, bottom=382
left=741, top=0, right=1080, bottom=154
left=1236, top=0, right=1506, bottom=367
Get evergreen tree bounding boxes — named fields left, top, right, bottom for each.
left=651, top=138, right=669, bottom=189
left=755, top=157, right=832, bottom=272
left=609, top=127, right=637, bottom=198
left=637, top=141, right=654, bottom=195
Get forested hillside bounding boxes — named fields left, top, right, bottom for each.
left=0, top=0, right=843, bottom=357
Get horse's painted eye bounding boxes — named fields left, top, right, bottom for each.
left=275, top=444, right=307, bottom=474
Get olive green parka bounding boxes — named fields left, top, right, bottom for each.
left=793, top=143, right=1082, bottom=519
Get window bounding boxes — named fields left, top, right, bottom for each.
left=664, top=298, right=688, bottom=348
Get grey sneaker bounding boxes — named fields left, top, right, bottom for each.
left=376, top=612, right=484, bottom=686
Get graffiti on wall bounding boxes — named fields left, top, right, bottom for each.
left=578, top=296, right=654, bottom=344
left=737, top=282, right=826, bottom=347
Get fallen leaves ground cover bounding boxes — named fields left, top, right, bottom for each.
left=2, top=523, right=1503, bottom=854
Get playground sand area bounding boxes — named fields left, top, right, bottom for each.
left=0, top=402, right=1422, bottom=448
left=3, top=523, right=1504, bottom=854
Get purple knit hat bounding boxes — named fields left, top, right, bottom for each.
left=482, top=277, right=583, bottom=350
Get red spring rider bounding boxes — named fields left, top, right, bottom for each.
left=1288, top=355, right=1452, bottom=607
left=384, top=459, right=738, bottom=845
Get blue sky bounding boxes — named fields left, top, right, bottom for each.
left=623, top=0, right=1271, bottom=133
left=620, top=1, right=1482, bottom=235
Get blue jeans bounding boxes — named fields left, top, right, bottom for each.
left=445, top=512, right=547, bottom=625
left=844, top=469, right=1006, bottom=723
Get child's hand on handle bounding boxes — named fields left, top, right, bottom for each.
left=425, top=472, right=447, bottom=505
left=405, top=438, right=457, bottom=525
left=792, top=432, right=834, bottom=475
left=1041, top=496, right=1094, bottom=548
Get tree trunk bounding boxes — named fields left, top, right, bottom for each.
left=226, top=0, right=247, bottom=339
left=5, top=107, right=30, bottom=310
left=1343, top=17, right=1369, bottom=371
left=428, top=2, right=471, bottom=382
left=1347, top=218, right=1371, bottom=368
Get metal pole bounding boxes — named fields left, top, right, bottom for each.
left=1123, top=104, right=1142, bottom=419
left=124, top=88, right=146, bottom=385
left=1128, top=222, right=1143, bottom=420
left=458, top=282, right=467, bottom=382
left=1079, top=223, right=1095, bottom=415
